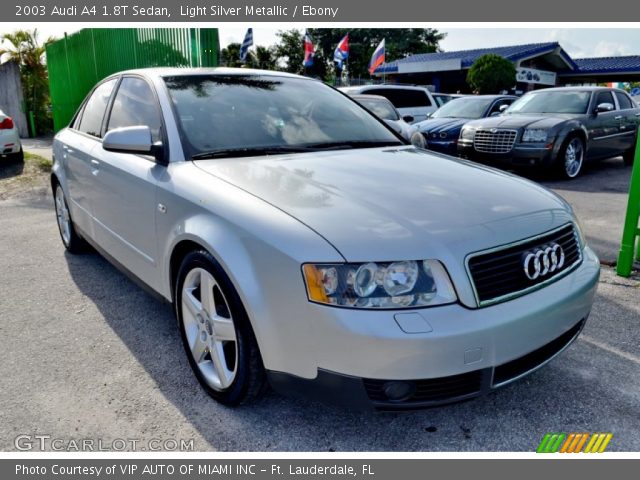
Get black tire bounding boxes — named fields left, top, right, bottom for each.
left=53, top=183, right=87, bottom=254
left=623, top=140, right=636, bottom=166
left=11, top=148, right=24, bottom=163
left=175, top=250, right=267, bottom=406
left=555, top=135, right=585, bottom=179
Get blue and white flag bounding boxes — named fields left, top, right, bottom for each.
left=240, top=28, right=253, bottom=62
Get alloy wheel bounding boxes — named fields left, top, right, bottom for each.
left=55, top=186, right=71, bottom=246
left=181, top=267, right=238, bottom=391
left=564, top=138, right=584, bottom=178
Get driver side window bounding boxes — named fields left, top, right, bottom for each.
left=107, top=77, right=162, bottom=143
left=594, top=91, right=615, bottom=110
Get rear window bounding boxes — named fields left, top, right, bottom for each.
left=365, top=88, right=432, bottom=108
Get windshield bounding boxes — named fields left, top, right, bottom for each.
left=164, top=74, right=402, bottom=158
left=506, top=91, right=591, bottom=114
left=356, top=97, right=399, bottom=121
left=431, top=97, right=493, bottom=119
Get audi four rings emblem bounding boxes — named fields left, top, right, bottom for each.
left=523, top=243, right=565, bottom=280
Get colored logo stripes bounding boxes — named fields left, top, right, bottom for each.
left=537, top=433, right=613, bottom=453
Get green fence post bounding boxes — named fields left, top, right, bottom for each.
left=28, top=111, right=36, bottom=138
left=616, top=130, right=640, bottom=277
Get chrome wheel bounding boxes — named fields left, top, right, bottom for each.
left=564, top=138, right=584, bottom=178
left=55, top=186, right=71, bottom=246
left=181, top=267, right=238, bottom=391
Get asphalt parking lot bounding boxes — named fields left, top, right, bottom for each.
left=0, top=153, right=639, bottom=452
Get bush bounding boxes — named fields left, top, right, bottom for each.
left=467, top=54, right=516, bottom=94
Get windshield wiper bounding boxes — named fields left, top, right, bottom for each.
left=303, top=140, right=404, bottom=150
left=191, top=141, right=404, bottom=159
left=192, top=146, right=316, bottom=160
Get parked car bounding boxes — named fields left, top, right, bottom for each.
left=458, top=87, right=640, bottom=178
left=52, top=68, right=599, bottom=410
left=0, top=110, right=23, bottom=162
left=339, top=84, right=437, bottom=123
left=432, top=93, right=465, bottom=108
left=414, top=95, right=516, bottom=155
left=349, top=94, right=426, bottom=148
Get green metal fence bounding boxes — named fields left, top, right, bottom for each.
left=46, top=28, right=219, bottom=131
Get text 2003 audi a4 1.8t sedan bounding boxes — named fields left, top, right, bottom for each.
left=51, top=68, right=599, bottom=410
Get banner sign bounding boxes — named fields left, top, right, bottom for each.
left=516, top=67, right=557, bottom=86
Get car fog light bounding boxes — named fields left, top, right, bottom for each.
left=383, top=381, right=415, bottom=401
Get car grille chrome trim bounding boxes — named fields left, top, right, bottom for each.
left=473, top=129, right=517, bottom=154
left=465, top=223, right=583, bottom=307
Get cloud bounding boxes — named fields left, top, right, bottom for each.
left=593, top=41, right=633, bottom=57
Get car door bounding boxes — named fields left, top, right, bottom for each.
left=62, top=78, right=118, bottom=236
left=614, top=90, right=639, bottom=152
left=587, top=90, right=620, bottom=159
left=89, top=76, right=165, bottom=292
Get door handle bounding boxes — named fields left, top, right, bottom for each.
left=90, top=159, right=100, bottom=166
left=635, top=113, right=640, bottom=117
left=614, top=115, right=623, bottom=120
left=63, top=145, right=74, bottom=154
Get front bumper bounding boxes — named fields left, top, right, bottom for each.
left=425, top=137, right=459, bottom=156
left=268, top=246, right=599, bottom=410
left=458, top=139, right=559, bottom=167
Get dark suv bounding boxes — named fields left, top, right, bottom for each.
left=458, top=87, right=640, bottom=178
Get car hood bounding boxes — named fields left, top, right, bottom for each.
left=194, top=147, right=573, bottom=267
left=465, top=114, right=576, bottom=130
left=415, top=117, right=470, bottom=134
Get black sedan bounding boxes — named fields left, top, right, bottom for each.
left=414, top=95, right=516, bottom=155
left=458, top=87, right=640, bottom=179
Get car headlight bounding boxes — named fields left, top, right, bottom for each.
left=410, top=131, right=426, bottom=149
left=302, top=260, right=457, bottom=309
left=522, top=128, right=549, bottom=142
left=460, top=128, right=475, bottom=140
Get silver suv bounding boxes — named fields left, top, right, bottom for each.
left=340, top=84, right=437, bottom=123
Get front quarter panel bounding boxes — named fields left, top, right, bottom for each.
left=156, top=161, right=344, bottom=377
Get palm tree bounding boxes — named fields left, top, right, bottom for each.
left=0, top=29, right=56, bottom=135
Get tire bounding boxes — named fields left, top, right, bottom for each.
left=556, top=135, right=585, bottom=179
left=11, top=148, right=24, bottom=163
left=175, top=250, right=267, bottom=406
left=623, top=141, right=636, bottom=166
left=53, top=183, right=86, bottom=253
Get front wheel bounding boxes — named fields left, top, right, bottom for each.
left=175, top=250, right=267, bottom=406
left=557, top=136, right=585, bottom=179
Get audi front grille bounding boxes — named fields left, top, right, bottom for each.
left=466, top=224, right=582, bottom=306
left=473, top=129, right=517, bottom=154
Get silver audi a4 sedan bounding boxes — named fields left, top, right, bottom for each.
left=52, top=68, right=600, bottom=410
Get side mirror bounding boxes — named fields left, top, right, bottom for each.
left=499, top=104, right=510, bottom=113
left=103, top=126, right=165, bottom=164
left=595, top=102, right=615, bottom=114
left=402, top=114, right=414, bottom=123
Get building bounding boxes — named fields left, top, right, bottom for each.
left=374, top=42, right=640, bottom=94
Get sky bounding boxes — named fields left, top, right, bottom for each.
left=1, top=26, right=640, bottom=59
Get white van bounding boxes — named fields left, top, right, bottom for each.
left=340, top=85, right=437, bottom=123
